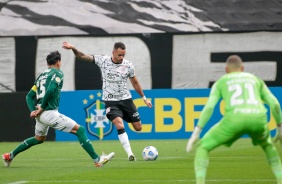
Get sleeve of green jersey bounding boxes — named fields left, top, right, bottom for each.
left=26, top=85, right=37, bottom=112
left=260, top=81, right=282, bottom=124
left=197, top=83, right=221, bottom=128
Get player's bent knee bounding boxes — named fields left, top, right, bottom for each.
left=259, top=140, right=273, bottom=150
left=135, top=127, right=142, bottom=131
left=35, top=135, right=46, bottom=143
left=133, top=123, right=142, bottom=131
left=76, top=126, right=86, bottom=135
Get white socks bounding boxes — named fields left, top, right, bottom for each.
left=118, top=132, right=133, bottom=156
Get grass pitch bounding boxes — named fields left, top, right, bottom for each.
left=0, top=139, right=281, bottom=184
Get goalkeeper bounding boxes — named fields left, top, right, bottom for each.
left=186, top=55, right=282, bottom=184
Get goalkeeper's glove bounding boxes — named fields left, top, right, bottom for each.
left=186, top=126, right=202, bottom=153
left=274, top=123, right=282, bottom=145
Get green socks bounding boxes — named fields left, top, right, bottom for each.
left=193, top=141, right=282, bottom=184
left=194, top=146, right=209, bottom=184
left=263, top=144, right=282, bottom=182
left=11, top=127, right=99, bottom=161
left=11, top=137, right=43, bottom=159
left=76, top=126, right=99, bottom=160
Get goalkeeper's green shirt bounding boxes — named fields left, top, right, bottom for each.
left=198, top=72, right=282, bottom=128
left=33, top=68, right=63, bottom=110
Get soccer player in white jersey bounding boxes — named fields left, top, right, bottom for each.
left=2, top=51, right=114, bottom=168
left=63, top=41, right=153, bottom=161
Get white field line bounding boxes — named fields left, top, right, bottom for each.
left=6, top=179, right=276, bottom=183
left=7, top=181, right=28, bottom=184
left=22, top=156, right=266, bottom=161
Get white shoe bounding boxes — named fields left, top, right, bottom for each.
left=95, top=152, right=115, bottom=167
left=128, top=154, right=136, bottom=161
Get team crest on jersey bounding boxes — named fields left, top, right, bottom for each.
left=55, top=77, right=61, bottom=83
left=84, top=92, right=112, bottom=140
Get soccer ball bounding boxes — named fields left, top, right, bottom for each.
left=142, top=146, right=158, bottom=161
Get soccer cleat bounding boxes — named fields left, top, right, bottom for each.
left=94, top=152, right=115, bottom=167
left=128, top=154, right=136, bottom=161
left=2, top=153, right=12, bottom=167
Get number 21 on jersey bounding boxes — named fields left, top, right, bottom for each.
left=228, top=83, right=258, bottom=106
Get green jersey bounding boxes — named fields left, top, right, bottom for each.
left=198, top=72, right=282, bottom=128
left=34, top=68, right=64, bottom=110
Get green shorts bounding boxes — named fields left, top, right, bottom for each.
left=200, top=114, right=271, bottom=151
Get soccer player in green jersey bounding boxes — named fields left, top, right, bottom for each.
left=2, top=51, right=114, bottom=168
left=186, top=55, right=282, bottom=184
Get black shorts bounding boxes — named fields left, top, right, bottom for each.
left=105, top=98, right=140, bottom=123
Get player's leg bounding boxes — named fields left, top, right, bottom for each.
left=260, top=141, right=282, bottom=184
left=111, top=116, right=136, bottom=160
left=131, top=121, right=142, bottom=131
left=71, top=124, right=99, bottom=159
left=193, top=145, right=208, bottom=184
left=251, top=123, right=282, bottom=184
left=71, top=124, right=114, bottom=167
left=194, top=120, right=240, bottom=184
left=45, top=110, right=114, bottom=167
left=10, top=135, right=45, bottom=159
left=121, top=99, right=142, bottom=161
left=106, top=101, right=136, bottom=161
left=194, top=124, right=221, bottom=184
left=2, top=119, right=46, bottom=167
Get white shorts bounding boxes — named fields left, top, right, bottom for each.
left=35, top=110, right=76, bottom=136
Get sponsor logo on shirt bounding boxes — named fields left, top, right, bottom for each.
left=108, top=94, right=124, bottom=99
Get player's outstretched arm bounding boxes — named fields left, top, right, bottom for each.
left=62, top=41, right=94, bottom=62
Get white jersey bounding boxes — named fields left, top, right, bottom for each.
left=94, top=55, right=135, bottom=101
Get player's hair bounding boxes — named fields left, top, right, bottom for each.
left=113, top=42, right=126, bottom=50
left=226, top=55, right=243, bottom=69
left=46, top=51, right=61, bottom=65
